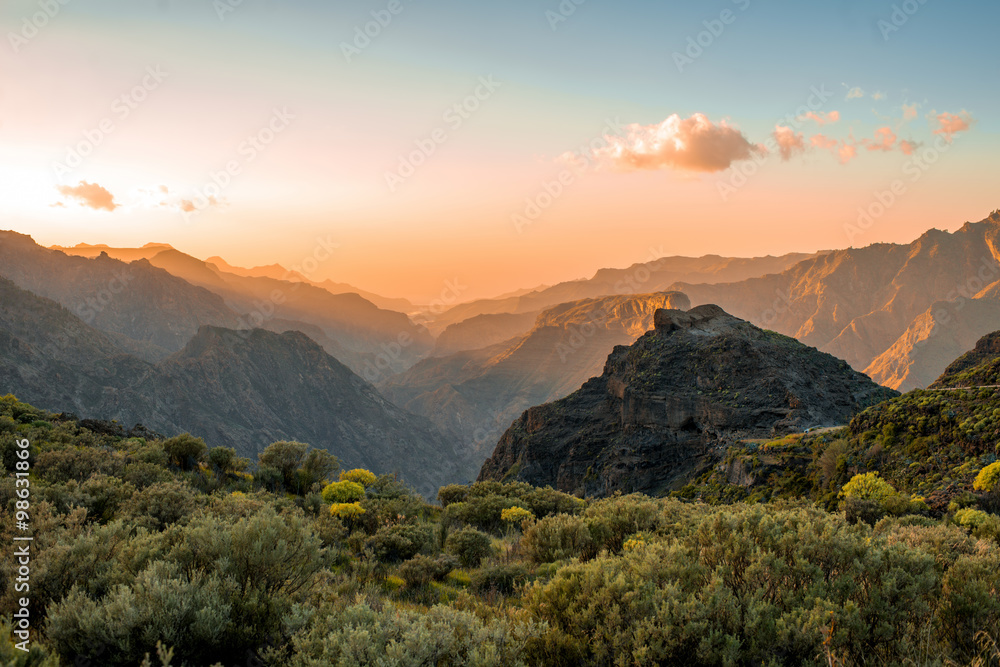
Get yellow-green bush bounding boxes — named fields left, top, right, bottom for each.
left=974, top=461, right=1000, bottom=492
left=340, top=468, right=377, bottom=488
left=322, top=480, right=366, bottom=504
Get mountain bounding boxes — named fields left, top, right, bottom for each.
left=381, top=292, right=693, bottom=462
left=100, top=326, right=466, bottom=495
left=431, top=311, right=539, bottom=357
left=145, top=248, right=433, bottom=376
left=0, top=275, right=152, bottom=415
left=425, top=252, right=823, bottom=334
left=670, top=214, right=1000, bottom=390
left=205, top=255, right=415, bottom=313
left=51, top=240, right=432, bottom=376
left=478, top=305, right=897, bottom=498
left=0, top=276, right=462, bottom=493
left=1, top=231, right=241, bottom=360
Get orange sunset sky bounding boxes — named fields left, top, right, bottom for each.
left=1, top=0, right=997, bottom=302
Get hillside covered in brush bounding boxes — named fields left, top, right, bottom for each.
left=2, top=394, right=1000, bottom=666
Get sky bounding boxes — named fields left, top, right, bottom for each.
left=1, top=0, right=998, bottom=302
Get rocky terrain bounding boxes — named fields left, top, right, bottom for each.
left=930, top=330, right=1000, bottom=388
left=478, top=304, right=897, bottom=497
left=382, top=292, right=692, bottom=462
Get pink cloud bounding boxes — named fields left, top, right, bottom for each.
left=800, top=111, right=840, bottom=126
left=933, top=111, right=975, bottom=140
left=901, top=103, right=919, bottom=121
left=56, top=181, right=118, bottom=212
left=899, top=139, right=919, bottom=155
left=810, top=134, right=858, bottom=164
left=773, top=125, right=805, bottom=161
left=838, top=144, right=858, bottom=164
left=863, top=127, right=897, bottom=152
left=585, top=113, right=762, bottom=173
left=810, top=134, right=838, bottom=150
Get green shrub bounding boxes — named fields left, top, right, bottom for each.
left=286, top=600, right=542, bottom=666
left=445, top=527, right=493, bottom=567
left=366, top=523, right=436, bottom=563
left=438, top=484, right=469, bottom=507
left=470, top=563, right=529, bottom=597
left=521, top=514, right=593, bottom=563
left=398, top=554, right=456, bottom=588
left=161, top=433, right=207, bottom=471
left=128, top=481, right=200, bottom=530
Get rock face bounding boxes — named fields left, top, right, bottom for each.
left=431, top=312, right=540, bottom=357
left=381, top=292, right=694, bottom=464
left=478, top=305, right=897, bottom=497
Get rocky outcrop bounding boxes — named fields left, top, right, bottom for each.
left=381, top=292, right=695, bottom=463
left=478, top=305, right=897, bottom=497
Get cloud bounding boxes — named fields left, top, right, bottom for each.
left=899, top=139, right=919, bottom=155
left=846, top=87, right=865, bottom=100
left=178, top=196, right=220, bottom=213
left=837, top=144, right=858, bottom=164
left=810, top=134, right=838, bottom=150
left=800, top=110, right=840, bottom=126
left=773, top=126, right=805, bottom=161
left=863, top=127, right=897, bottom=152
left=872, top=91, right=886, bottom=101
left=901, top=103, right=920, bottom=121
left=810, top=134, right=858, bottom=164
left=56, top=181, right=118, bottom=212
left=159, top=185, right=169, bottom=194
left=583, top=113, right=762, bottom=173
left=933, top=111, right=975, bottom=140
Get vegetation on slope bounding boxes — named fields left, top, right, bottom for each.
left=2, top=394, right=1000, bottom=666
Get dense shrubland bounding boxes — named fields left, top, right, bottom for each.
left=2, top=394, right=1000, bottom=666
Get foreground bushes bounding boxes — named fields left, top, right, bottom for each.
left=2, top=396, right=1000, bottom=666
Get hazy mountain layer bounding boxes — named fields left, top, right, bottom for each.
left=426, top=252, right=823, bottom=334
